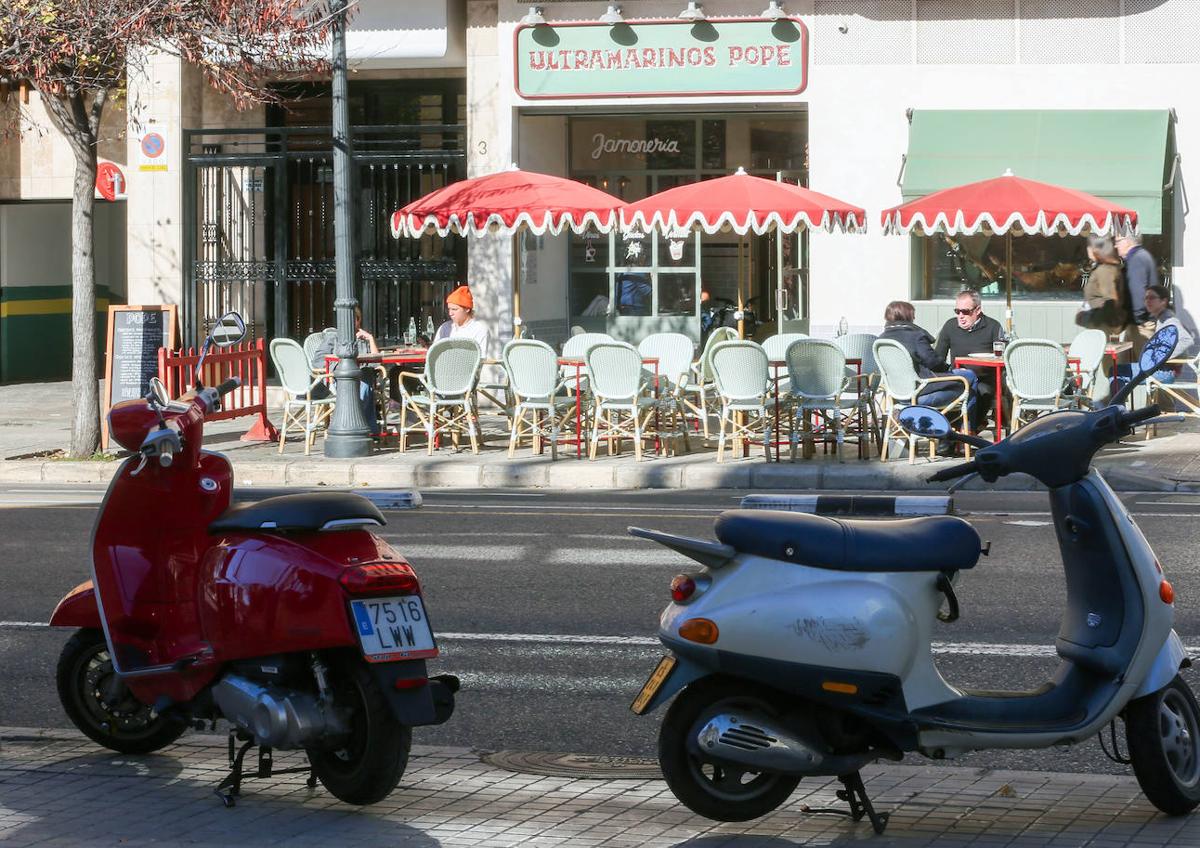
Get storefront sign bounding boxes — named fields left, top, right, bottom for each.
left=590, top=133, right=680, bottom=159
left=515, top=18, right=807, bottom=100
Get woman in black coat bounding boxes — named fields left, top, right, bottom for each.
left=878, top=300, right=977, bottom=431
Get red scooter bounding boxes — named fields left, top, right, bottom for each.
left=49, top=313, right=457, bottom=806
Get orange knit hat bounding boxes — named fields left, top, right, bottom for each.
left=446, top=285, right=474, bottom=310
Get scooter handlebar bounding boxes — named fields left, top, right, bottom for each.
left=928, top=460, right=978, bottom=484
left=216, top=377, right=241, bottom=397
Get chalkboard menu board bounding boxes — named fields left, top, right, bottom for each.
left=102, top=304, right=177, bottom=448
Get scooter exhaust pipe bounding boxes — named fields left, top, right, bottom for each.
left=212, top=675, right=346, bottom=749
left=691, top=711, right=881, bottom=777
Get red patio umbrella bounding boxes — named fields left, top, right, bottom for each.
left=620, top=167, right=867, bottom=336
left=621, top=167, right=867, bottom=236
left=881, top=172, right=1138, bottom=330
left=392, top=166, right=626, bottom=335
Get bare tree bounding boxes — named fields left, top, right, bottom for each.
left=0, top=0, right=333, bottom=456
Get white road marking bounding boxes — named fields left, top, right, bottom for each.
left=1003, top=520, right=1052, bottom=527
left=7, top=621, right=1182, bottom=660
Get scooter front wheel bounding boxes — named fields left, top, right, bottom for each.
left=307, top=658, right=411, bottom=805
left=659, top=676, right=801, bottom=822
left=56, top=628, right=187, bottom=754
left=1127, top=675, right=1200, bottom=815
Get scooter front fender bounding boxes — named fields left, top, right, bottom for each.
left=49, top=581, right=101, bottom=628
left=1132, top=630, right=1188, bottom=700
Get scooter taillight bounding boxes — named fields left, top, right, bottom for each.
left=340, top=562, right=420, bottom=596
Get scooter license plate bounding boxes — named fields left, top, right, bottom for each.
left=630, top=655, right=676, bottom=715
left=349, top=595, right=438, bottom=662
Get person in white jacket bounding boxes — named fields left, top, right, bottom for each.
left=435, top=285, right=492, bottom=356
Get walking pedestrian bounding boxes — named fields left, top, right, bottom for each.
left=1116, top=233, right=1159, bottom=358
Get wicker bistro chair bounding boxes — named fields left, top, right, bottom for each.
left=682, top=326, right=737, bottom=441
left=1067, top=328, right=1109, bottom=407
left=1148, top=350, right=1200, bottom=422
left=709, top=340, right=774, bottom=463
left=398, top=337, right=483, bottom=454
left=560, top=332, right=612, bottom=397
left=270, top=338, right=335, bottom=456
left=1004, top=339, right=1071, bottom=430
left=761, top=333, right=810, bottom=396
left=872, top=339, right=971, bottom=463
left=784, top=339, right=856, bottom=461
left=834, top=332, right=881, bottom=454
left=502, top=339, right=575, bottom=459
left=638, top=332, right=695, bottom=455
left=585, top=342, right=658, bottom=461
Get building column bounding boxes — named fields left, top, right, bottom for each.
left=466, top=0, right=513, bottom=351
left=124, top=51, right=203, bottom=336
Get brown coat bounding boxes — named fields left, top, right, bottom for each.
left=1082, top=263, right=1129, bottom=334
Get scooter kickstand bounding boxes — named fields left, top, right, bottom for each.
left=837, top=771, right=889, bottom=835
left=801, top=771, right=890, bottom=835
left=214, top=731, right=255, bottom=808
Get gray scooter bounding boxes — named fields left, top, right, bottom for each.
left=629, top=326, right=1197, bottom=832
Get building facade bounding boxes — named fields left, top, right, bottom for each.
left=0, top=0, right=1194, bottom=380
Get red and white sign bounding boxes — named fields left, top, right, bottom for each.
left=95, top=162, right=126, bottom=201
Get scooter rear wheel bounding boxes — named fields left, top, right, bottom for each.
left=659, top=677, right=801, bottom=822
left=307, top=659, right=411, bottom=805
left=56, top=628, right=186, bottom=754
left=1127, top=675, right=1200, bottom=815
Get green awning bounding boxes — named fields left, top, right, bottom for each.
left=901, top=110, right=1174, bottom=234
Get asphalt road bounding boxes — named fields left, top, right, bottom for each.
left=2, top=485, right=1200, bottom=779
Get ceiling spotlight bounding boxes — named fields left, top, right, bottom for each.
left=678, top=1, right=706, bottom=21
left=761, top=0, right=787, bottom=20
left=520, top=5, right=545, bottom=25
left=599, top=4, right=624, bottom=24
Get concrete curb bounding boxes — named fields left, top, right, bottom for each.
left=0, top=456, right=1191, bottom=492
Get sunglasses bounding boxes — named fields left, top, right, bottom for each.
left=953, top=308, right=977, bottom=316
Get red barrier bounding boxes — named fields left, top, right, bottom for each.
left=158, top=338, right=278, bottom=442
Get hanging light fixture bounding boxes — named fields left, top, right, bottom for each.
left=760, top=0, right=787, bottom=19
left=678, top=1, right=706, bottom=21
left=520, top=5, right=546, bottom=25
left=599, top=4, right=624, bottom=24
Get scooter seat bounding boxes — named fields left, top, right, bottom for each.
left=714, top=509, right=981, bottom=572
left=209, top=493, right=385, bottom=533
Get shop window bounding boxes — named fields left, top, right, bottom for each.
left=918, top=231, right=1172, bottom=301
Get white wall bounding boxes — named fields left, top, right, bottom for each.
left=494, top=0, right=1196, bottom=338
left=0, top=202, right=126, bottom=296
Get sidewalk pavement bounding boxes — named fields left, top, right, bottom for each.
left=3, top=381, right=1199, bottom=492
left=2, top=727, right=1196, bottom=848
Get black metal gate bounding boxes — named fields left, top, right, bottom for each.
left=184, top=124, right=465, bottom=347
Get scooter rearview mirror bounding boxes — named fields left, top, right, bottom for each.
left=148, top=376, right=170, bottom=408
left=1138, top=324, right=1178, bottom=375
left=210, top=312, right=247, bottom=348
left=896, top=405, right=951, bottom=439
left=1110, top=324, right=1179, bottom=407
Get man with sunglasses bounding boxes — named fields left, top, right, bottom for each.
left=934, top=289, right=1005, bottom=432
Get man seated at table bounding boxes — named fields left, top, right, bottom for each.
left=310, top=305, right=381, bottom=435
left=933, top=288, right=1004, bottom=432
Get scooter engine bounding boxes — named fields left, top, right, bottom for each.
left=212, top=674, right=348, bottom=749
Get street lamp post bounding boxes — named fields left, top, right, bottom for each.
left=324, top=0, right=372, bottom=458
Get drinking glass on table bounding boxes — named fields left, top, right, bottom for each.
left=992, top=339, right=1005, bottom=356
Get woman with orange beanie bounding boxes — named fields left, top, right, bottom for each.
left=435, top=284, right=492, bottom=355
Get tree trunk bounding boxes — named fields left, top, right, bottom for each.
left=68, top=145, right=100, bottom=457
